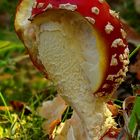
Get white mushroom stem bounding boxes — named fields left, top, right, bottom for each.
left=38, top=32, right=115, bottom=139
left=22, top=10, right=116, bottom=140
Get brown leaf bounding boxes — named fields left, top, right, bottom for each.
left=0, top=74, right=13, bottom=80
left=47, top=119, right=61, bottom=140
left=38, top=95, right=67, bottom=135
left=101, top=127, right=123, bottom=140
left=0, top=12, right=10, bottom=29
left=38, top=95, right=87, bottom=140
left=0, top=106, right=13, bottom=111
left=54, top=112, right=87, bottom=140
left=107, top=104, right=119, bottom=117
left=10, top=100, right=31, bottom=115
left=123, top=96, right=135, bottom=117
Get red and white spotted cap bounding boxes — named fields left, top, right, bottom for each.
left=15, top=0, right=129, bottom=97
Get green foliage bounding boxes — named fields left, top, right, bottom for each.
left=121, top=0, right=140, bottom=33
left=0, top=30, right=20, bottom=42
left=128, top=96, right=140, bottom=140
left=0, top=0, right=10, bottom=13
left=0, top=40, right=23, bottom=52
left=0, top=0, right=19, bottom=31
left=0, top=92, right=48, bottom=140
left=0, top=30, right=56, bottom=139
left=0, top=92, right=13, bottom=123
left=61, top=106, right=73, bottom=122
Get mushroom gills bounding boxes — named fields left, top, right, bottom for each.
left=29, top=10, right=107, bottom=93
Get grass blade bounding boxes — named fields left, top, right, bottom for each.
left=128, top=96, right=140, bottom=139
left=0, top=92, right=12, bottom=123
left=129, top=45, right=140, bottom=59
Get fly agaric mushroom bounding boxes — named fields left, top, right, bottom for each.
left=14, top=0, right=129, bottom=139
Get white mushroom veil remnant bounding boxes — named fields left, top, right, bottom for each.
left=15, top=0, right=129, bottom=139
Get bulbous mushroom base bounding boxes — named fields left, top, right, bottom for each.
left=61, top=95, right=116, bottom=140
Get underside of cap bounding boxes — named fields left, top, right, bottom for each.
left=15, top=0, right=129, bottom=97
left=22, top=10, right=107, bottom=94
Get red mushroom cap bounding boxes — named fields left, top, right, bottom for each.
left=15, top=0, right=129, bottom=97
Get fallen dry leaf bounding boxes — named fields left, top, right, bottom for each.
left=10, top=100, right=31, bottom=115
left=37, top=95, right=67, bottom=135
left=0, top=106, right=13, bottom=111
left=54, top=111, right=121, bottom=140
left=38, top=95, right=67, bottom=120
left=107, top=104, right=119, bottom=117
left=38, top=96, right=87, bottom=140
left=54, top=111, right=87, bottom=140
left=101, top=127, right=124, bottom=140
left=38, top=96, right=122, bottom=140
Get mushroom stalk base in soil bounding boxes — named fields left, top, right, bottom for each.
left=15, top=0, right=129, bottom=139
